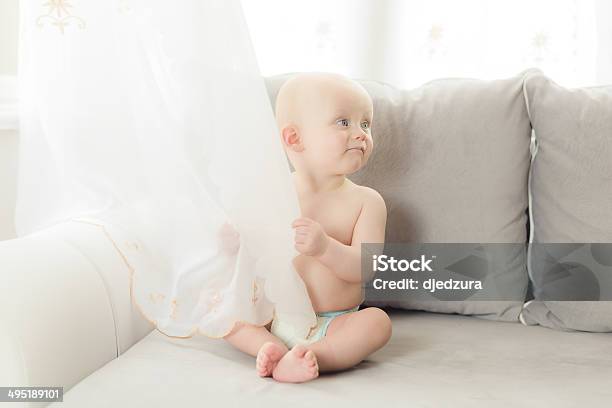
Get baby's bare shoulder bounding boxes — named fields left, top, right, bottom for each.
left=348, top=182, right=386, bottom=212
left=347, top=183, right=387, bottom=242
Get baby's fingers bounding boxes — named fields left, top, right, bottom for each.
left=294, top=227, right=309, bottom=241
left=294, top=225, right=310, bottom=235
left=294, top=241, right=311, bottom=254
left=291, top=217, right=314, bottom=228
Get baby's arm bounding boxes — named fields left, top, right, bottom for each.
left=293, top=188, right=386, bottom=283
left=320, top=188, right=386, bottom=282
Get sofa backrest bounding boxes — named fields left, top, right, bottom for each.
left=265, top=71, right=535, bottom=321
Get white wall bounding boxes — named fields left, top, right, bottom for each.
left=0, top=0, right=18, bottom=75
left=596, top=0, right=612, bottom=85
left=0, top=0, right=19, bottom=240
left=0, top=130, right=18, bottom=240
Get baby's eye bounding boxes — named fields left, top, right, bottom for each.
left=360, top=121, right=370, bottom=130
left=336, top=119, right=350, bottom=127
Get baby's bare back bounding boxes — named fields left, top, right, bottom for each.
left=293, top=179, right=366, bottom=312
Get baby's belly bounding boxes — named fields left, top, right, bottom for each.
left=294, top=255, right=363, bottom=312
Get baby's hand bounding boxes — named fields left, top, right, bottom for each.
left=291, top=217, right=329, bottom=257
left=217, top=221, right=240, bottom=256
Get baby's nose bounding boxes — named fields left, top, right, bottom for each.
left=353, top=131, right=367, bottom=140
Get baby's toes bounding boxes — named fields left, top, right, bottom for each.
left=304, top=350, right=317, bottom=367
left=256, top=361, right=268, bottom=375
left=309, top=364, right=319, bottom=378
left=256, top=353, right=270, bottom=376
left=303, top=350, right=319, bottom=376
left=257, top=342, right=287, bottom=378
left=256, top=357, right=266, bottom=370
left=256, top=352, right=268, bottom=365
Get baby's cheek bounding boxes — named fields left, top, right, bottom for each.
left=319, top=138, right=341, bottom=155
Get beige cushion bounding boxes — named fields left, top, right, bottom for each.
left=265, top=71, right=534, bottom=321
left=521, top=70, right=612, bottom=332
left=53, top=310, right=612, bottom=407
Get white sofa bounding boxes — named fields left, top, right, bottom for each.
left=2, top=72, right=612, bottom=406
left=1, top=220, right=612, bottom=407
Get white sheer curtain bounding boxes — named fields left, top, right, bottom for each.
left=17, top=0, right=316, bottom=339
left=242, top=0, right=611, bottom=88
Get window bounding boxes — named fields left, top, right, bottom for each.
left=242, top=0, right=610, bottom=88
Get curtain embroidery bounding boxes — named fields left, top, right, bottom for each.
left=37, top=0, right=86, bottom=34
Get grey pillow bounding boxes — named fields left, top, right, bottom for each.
left=520, top=70, right=612, bottom=332
left=265, top=71, right=533, bottom=321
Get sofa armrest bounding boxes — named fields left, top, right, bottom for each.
left=0, top=221, right=153, bottom=394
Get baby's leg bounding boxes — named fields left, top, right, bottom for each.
left=305, top=307, right=392, bottom=372
left=223, top=322, right=288, bottom=377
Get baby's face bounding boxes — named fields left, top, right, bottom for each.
left=299, top=83, right=374, bottom=175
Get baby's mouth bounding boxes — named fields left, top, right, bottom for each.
left=346, top=147, right=365, bottom=154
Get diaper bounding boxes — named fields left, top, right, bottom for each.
left=271, top=305, right=360, bottom=349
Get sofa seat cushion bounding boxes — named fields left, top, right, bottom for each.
left=53, top=309, right=612, bottom=407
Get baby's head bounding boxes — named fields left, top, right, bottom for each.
left=275, top=73, right=374, bottom=176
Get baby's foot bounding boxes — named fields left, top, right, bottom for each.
left=272, top=344, right=319, bottom=383
left=256, top=342, right=286, bottom=377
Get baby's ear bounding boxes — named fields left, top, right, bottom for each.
left=281, top=126, right=304, bottom=152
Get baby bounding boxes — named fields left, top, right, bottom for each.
left=222, top=72, right=391, bottom=383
